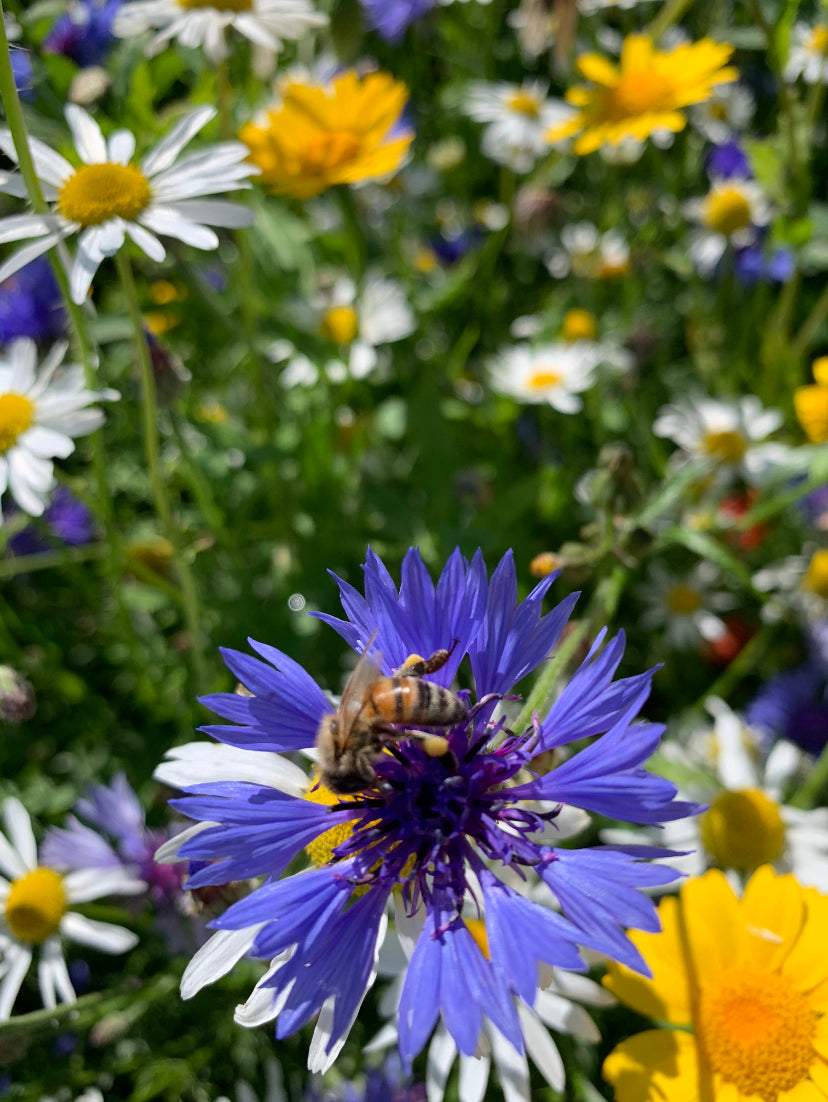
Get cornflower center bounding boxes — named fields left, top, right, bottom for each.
left=0, top=392, right=34, bottom=452
left=702, top=186, right=753, bottom=236
left=607, top=70, right=675, bottom=118
left=58, top=163, right=151, bottom=226
left=5, top=868, right=67, bottom=943
left=177, top=0, right=253, bottom=9
left=697, top=967, right=816, bottom=1101
left=301, top=133, right=362, bottom=175
left=702, top=428, right=747, bottom=463
left=320, top=305, right=359, bottom=345
left=527, top=367, right=562, bottom=391
left=665, top=583, right=702, bottom=615
left=507, top=90, right=541, bottom=117
left=808, top=26, right=828, bottom=55
left=804, top=549, right=828, bottom=599
left=562, top=308, right=597, bottom=342
left=699, top=788, right=785, bottom=872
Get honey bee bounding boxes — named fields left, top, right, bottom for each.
left=315, top=634, right=468, bottom=794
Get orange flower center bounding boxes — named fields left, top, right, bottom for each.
left=301, top=133, right=362, bottom=176
left=699, top=787, right=786, bottom=872
left=0, top=392, right=34, bottom=453
left=58, top=163, right=151, bottom=226
left=702, top=187, right=753, bottom=236
left=608, top=71, right=675, bottom=118
left=697, top=967, right=816, bottom=1101
left=320, top=305, right=359, bottom=345
left=5, top=868, right=67, bottom=943
left=702, top=428, right=747, bottom=463
left=507, top=90, right=541, bottom=117
left=562, top=308, right=597, bottom=342
left=527, top=368, right=562, bottom=391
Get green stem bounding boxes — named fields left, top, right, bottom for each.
left=337, top=187, right=367, bottom=280
left=114, top=249, right=207, bottom=689
left=647, top=0, right=698, bottom=42
left=791, top=745, right=828, bottom=809
left=695, top=623, right=774, bottom=710
left=792, top=281, right=828, bottom=361
left=169, top=411, right=234, bottom=547
left=0, top=544, right=105, bottom=579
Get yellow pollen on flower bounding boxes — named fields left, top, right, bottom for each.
left=465, top=917, right=491, bottom=960
left=665, top=583, right=702, bottom=615
left=607, top=70, right=676, bottom=118
left=302, top=133, right=362, bottom=176
left=701, top=428, right=747, bottom=463
left=0, top=392, right=34, bottom=453
left=562, top=308, right=597, bottom=342
left=808, top=26, right=828, bottom=55
left=697, top=966, right=816, bottom=1101
left=527, top=368, right=562, bottom=391
left=803, top=549, right=828, bottom=599
left=5, top=868, right=67, bottom=943
left=58, top=162, right=151, bottom=227
left=699, top=788, right=786, bottom=872
left=304, top=780, right=360, bottom=868
left=178, top=0, right=252, bottom=9
left=702, top=186, right=753, bottom=236
left=320, top=305, right=359, bottom=345
left=507, top=90, right=541, bottom=117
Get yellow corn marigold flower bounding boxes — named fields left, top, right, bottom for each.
left=603, top=866, right=828, bottom=1102
left=240, top=70, right=413, bottom=199
left=549, top=34, right=738, bottom=155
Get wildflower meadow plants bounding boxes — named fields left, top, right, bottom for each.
left=1, top=0, right=828, bottom=1099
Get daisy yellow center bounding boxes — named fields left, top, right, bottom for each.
left=808, top=26, right=828, bottom=55
left=527, top=368, right=561, bottom=390
left=507, top=90, right=541, bottom=117
left=697, top=966, right=816, bottom=1101
left=0, top=392, right=34, bottom=452
left=465, top=917, right=491, bottom=959
left=320, top=305, right=359, bottom=345
left=699, top=788, right=786, bottom=872
left=608, top=70, right=676, bottom=119
left=177, top=0, right=252, bottom=9
left=702, top=187, right=753, bottom=236
left=58, top=163, right=151, bottom=227
left=702, top=428, right=747, bottom=463
left=665, top=583, right=702, bottom=614
left=804, top=549, right=828, bottom=599
left=301, top=133, right=362, bottom=176
left=304, top=780, right=359, bottom=867
left=5, top=868, right=67, bottom=943
left=562, top=308, right=597, bottom=342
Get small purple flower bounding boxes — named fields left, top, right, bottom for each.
left=0, top=256, right=65, bottom=345
left=358, top=0, right=436, bottom=42
left=9, top=48, right=33, bottom=102
left=800, top=482, right=828, bottom=528
left=747, top=660, right=828, bottom=756
left=431, top=229, right=482, bottom=266
left=707, top=139, right=751, bottom=180
left=734, top=240, right=795, bottom=284
left=164, top=549, right=698, bottom=1070
left=8, top=486, right=94, bottom=556
left=44, top=0, right=121, bottom=68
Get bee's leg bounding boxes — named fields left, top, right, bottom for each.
left=408, top=730, right=450, bottom=757
left=398, top=638, right=459, bottom=678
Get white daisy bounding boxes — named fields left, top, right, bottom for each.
left=0, top=338, right=117, bottom=521
left=0, top=104, right=256, bottom=303
left=462, top=81, right=574, bottom=173
left=365, top=924, right=612, bottom=1102
left=653, top=393, right=793, bottom=486
left=684, top=177, right=771, bottom=275
left=636, top=560, right=735, bottom=650
left=604, top=698, right=828, bottom=891
left=785, top=22, right=828, bottom=84
left=690, top=82, right=755, bottom=143
left=0, top=796, right=141, bottom=1019
left=114, top=0, right=327, bottom=65
left=317, top=272, right=415, bottom=380
left=489, top=342, right=600, bottom=413
left=546, top=221, right=630, bottom=280
left=753, top=547, right=828, bottom=625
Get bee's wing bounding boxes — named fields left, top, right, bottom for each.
left=336, top=630, right=383, bottom=744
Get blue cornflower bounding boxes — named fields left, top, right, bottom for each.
left=43, top=0, right=121, bottom=68
left=747, top=660, right=828, bottom=756
left=358, top=0, right=436, bottom=42
left=7, top=485, right=94, bottom=556
left=733, top=238, right=796, bottom=285
left=159, top=549, right=697, bottom=1071
left=0, top=256, right=65, bottom=345
left=9, top=48, right=33, bottom=102
left=706, top=139, right=751, bottom=180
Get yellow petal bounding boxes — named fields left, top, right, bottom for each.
left=621, top=35, right=655, bottom=73
left=603, top=896, right=693, bottom=1024
left=783, top=891, right=828, bottom=994
left=577, top=53, right=621, bottom=87
left=808, top=1058, right=828, bottom=1096
left=681, top=870, right=742, bottom=983
left=739, top=866, right=807, bottom=972
left=779, top=1080, right=828, bottom=1102
left=603, top=1030, right=704, bottom=1102
left=814, top=1016, right=828, bottom=1062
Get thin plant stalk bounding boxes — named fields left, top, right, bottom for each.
left=114, top=250, right=207, bottom=689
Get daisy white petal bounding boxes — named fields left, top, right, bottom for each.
left=181, top=926, right=263, bottom=1000
left=139, top=207, right=218, bottom=250
left=125, top=221, right=166, bottom=262
left=65, top=105, right=107, bottom=164
left=59, top=912, right=138, bottom=953
left=141, top=106, right=216, bottom=177
left=0, top=214, right=60, bottom=245
left=171, top=199, right=254, bottom=228
left=107, top=129, right=136, bottom=165
left=63, top=867, right=145, bottom=902
left=0, top=943, right=32, bottom=1020
left=0, top=233, right=67, bottom=285
left=0, top=132, right=73, bottom=189
left=516, top=1004, right=565, bottom=1091
left=37, top=938, right=75, bottom=1010
left=458, top=1053, right=490, bottom=1102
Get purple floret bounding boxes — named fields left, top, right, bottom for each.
left=44, top=0, right=121, bottom=68
left=359, top=0, right=436, bottom=42
left=0, top=257, right=65, bottom=345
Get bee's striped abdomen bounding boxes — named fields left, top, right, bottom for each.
left=370, top=677, right=467, bottom=727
